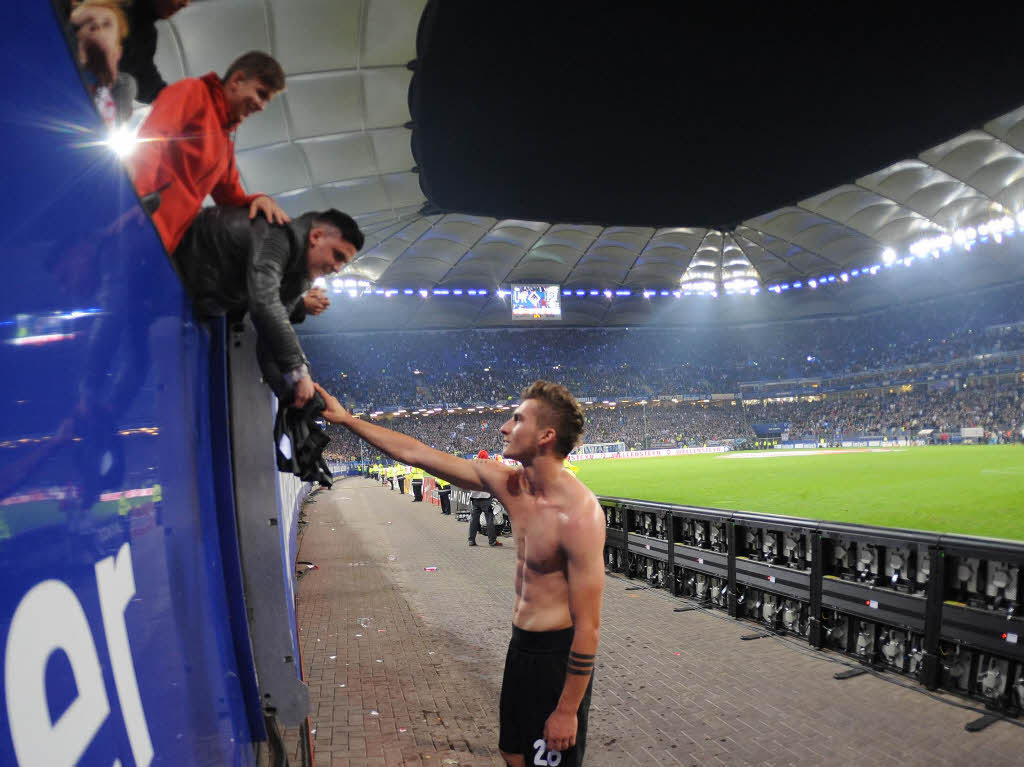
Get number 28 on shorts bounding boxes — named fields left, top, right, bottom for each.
left=532, top=738, right=562, bottom=766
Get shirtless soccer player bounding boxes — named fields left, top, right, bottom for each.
left=314, top=380, right=606, bottom=767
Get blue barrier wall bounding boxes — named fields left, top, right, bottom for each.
left=0, top=4, right=257, bottom=765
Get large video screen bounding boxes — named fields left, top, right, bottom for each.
left=510, top=284, right=562, bottom=318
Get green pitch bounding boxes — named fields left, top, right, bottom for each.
left=576, top=445, right=1024, bottom=541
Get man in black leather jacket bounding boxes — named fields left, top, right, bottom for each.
left=174, top=205, right=363, bottom=406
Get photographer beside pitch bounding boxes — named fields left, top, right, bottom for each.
left=314, top=380, right=605, bottom=767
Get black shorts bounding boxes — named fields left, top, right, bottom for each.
left=499, top=626, right=594, bottom=766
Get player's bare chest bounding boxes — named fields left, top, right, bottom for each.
left=514, top=515, right=566, bottom=576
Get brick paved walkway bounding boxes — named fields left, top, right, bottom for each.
left=285, top=478, right=1024, bottom=766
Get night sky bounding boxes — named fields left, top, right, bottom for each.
left=411, top=3, right=1024, bottom=228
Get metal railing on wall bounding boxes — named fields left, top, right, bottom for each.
left=227, top=319, right=311, bottom=728
left=600, top=496, right=1024, bottom=723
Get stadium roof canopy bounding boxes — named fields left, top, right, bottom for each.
left=154, top=1, right=1024, bottom=331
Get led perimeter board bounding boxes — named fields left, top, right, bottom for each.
left=510, top=284, right=562, bottom=318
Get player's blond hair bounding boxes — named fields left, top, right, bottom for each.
left=520, top=380, right=585, bottom=457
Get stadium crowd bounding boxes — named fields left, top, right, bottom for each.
left=748, top=382, right=1023, bottom=441
left=306, top=282, right=1024, bottom=413
left=322, top=379, right=1024, bottom=462
left=581, top=402, right=747, bottom=447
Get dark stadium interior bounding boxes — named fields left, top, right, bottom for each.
left=4, top=3, right=1024, bottom=766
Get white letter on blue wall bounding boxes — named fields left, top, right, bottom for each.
left=4, top=580, right=111, bottom=766
left=96, top=542, right=153, bottom=767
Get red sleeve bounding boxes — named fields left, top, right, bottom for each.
left=130, top=79, right=206, bottom=198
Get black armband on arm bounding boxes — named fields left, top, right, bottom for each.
left=567, top=651, right=595, bottom=676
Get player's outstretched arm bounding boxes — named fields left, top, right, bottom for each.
left=315, top=384, right=502, bottom=492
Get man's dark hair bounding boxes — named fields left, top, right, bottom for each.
left=223, top=51, right=285, bottom=92
left=313, top=209, right=365, bottom=251
left=520, top=380, right=585, bottom=457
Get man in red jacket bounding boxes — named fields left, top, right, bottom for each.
left=131, top=50, right=290, bottom=254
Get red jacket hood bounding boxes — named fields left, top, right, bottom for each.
left=200, top=72, right=238, bottom=131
